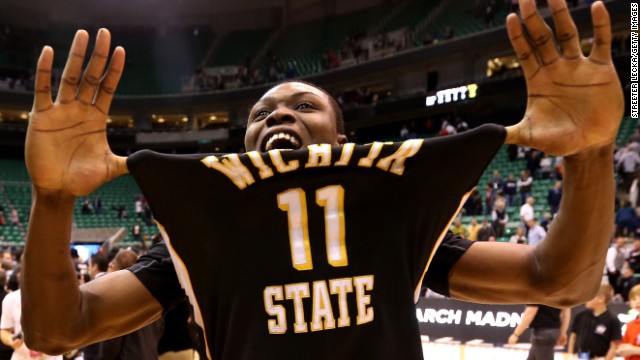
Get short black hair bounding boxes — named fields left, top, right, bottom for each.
left=90, top=253, right=109, bottom=273
left=267, top=80, right=345, bottom=135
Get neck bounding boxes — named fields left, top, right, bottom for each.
left=592, top=305, right=607, bottom=316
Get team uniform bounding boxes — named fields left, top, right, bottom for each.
left=622, top=317, right=640, bottom=360
left=127, top=124, right=506, bottom=360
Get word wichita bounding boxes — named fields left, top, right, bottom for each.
left=202, top=139, right=424, bottom=190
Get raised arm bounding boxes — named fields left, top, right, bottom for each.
left=448, top=0, right=622, bottom=307
left=22, top=29, right=162, bottom=354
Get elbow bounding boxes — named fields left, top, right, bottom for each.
left=534, top=273, right=601, bottom=308
left=23, top=326, right=79, bottom=355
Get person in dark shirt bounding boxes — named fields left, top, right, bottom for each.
left=569, top=284, right=622, bottom=359
left=21, top=1, right=624, bottom=359
left=508, top=305, right=570, bottom=359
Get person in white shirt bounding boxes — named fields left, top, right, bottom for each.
left=606, top=237, right=628, bottom=295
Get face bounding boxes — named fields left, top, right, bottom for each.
left=585, top=295, right=602, bottom=310
left=630, top=295, right=640, bottom=312
left=244, top=82, right=347, bottom=152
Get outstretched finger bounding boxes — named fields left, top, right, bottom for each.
left=519, top=0, right=559, bottom=65
left=56, top=30, right=89, bottom=104
left=32, top=46, right=54, bottom=112
left=77, top=29, right=112, bottom=105
left=507, top=14, right=539, bottom=80
left=589, top=1, right=612, bottom=64
left=548, top=0, right=582, bottom=59
left=94, top=46, right=125, bottom=115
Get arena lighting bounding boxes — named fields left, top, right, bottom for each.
left=209, top=115, right=217, bottom=121
left=19, top=112, right=29, bottom=120
left=425, top=84, right=478, bottom=107
left=181, top=117, right=188, bottom=122
left=157, top=117, right=165, bottom=123
left=106, top=118, right=112, bottom=123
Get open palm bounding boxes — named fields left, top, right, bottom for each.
left=507, top=0, right=623, bottom=156
left=26, top=29, right=128, bottom=197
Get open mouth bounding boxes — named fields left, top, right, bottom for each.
left=261, top=132, right=302, bottom=152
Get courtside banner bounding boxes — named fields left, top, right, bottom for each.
left=416, top=298, right=631, bottom=344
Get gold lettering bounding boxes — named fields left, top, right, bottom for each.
left=310, top=281, right=336, bottom=331
left=264, top=286, right=287, bottom=334
left=201, top=154, right=255, bottom=190
left=376, top=139, right=424, bottom=175
left=269, top=150, right=300, bottom=173
left=285, top=283, right=310, bottom=333
left=246, top=151, right=274, bottom=179
left=329, top=278, right=353, bottom=327
left=306, top=144, right=332, bottom=168
left=357, top=142, right=389, bottom=168
left=334, top=143, right=355, bottom=166
left=354, top=275, right=374, bottom=325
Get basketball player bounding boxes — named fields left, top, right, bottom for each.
left=21, top=0, right=622, bottom=359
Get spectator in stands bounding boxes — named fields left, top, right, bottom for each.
left=539, top=212, right=553, bottom=232
left=568, top=284, right=621, bottom=359
left=538, top=154, right=555, bottom=179
left=517, top=170, right=533, bottom=205
left=616, top=262, right=640, bottom=302
left=484, top=183, right=494, bottom=215
left=520, top=196, right=535, bottom=231
left=618, top=284, right=640, bottom=358
left=0, top=206, right=5, bottom=226
left=507, top=305, right=570, bottom=359
left=464, top=188, right=483, bottom=216
left=0, top=269, right=11, bottom=360
left=491, top=195, right=508, bottom=237
left=489, top=170, right=504, bottom=194
left=503, top=173, right=518, bottom=206
left=616, top=201, right=639, bottom=237
left=466, top=217, right=481, bottom=241
left=8, top=210, right=17, bottom=227
left=509, top=226, right=527, bottom=244
left=527, top=149, right=543, bottom=179
left=477, top=218, right=496, bottom=242
left=628, top=238, right=640, bottom=274
left=81, top=198, right=93, bottom=215
left=450, top=218, right=466, bottom=238
left=132, top=223, right=142, bottom=242
left=547, top=180, right=563, bottom=215
left=88, top=253, right=109, bottom=281
left=527, top=217, right=547, bottom=246
left=0, top=266, right=61, bottom=360
left=617, top=143, right=640, bottom=192
left=97, top=250, right=164, bottom=360
left=607, top=236, right=628, bottom=295
left=93, top=196, right=102, bottom=215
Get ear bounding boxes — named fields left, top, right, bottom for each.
left=337, top=134, right=348, bottom=145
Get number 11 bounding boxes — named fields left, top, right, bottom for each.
left=277, top=185, right=347, bottom=271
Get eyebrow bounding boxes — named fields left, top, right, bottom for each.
left=252, top=91, right=322, bottom=109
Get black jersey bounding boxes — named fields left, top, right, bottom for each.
left=127, top=124, right=506, bottom=360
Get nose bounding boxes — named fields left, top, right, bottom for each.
left=266, top=106, right=295, bottom=127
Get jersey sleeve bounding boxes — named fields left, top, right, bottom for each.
left=423, top=232, right=474, bottom=297
left=128, top=241, right=187, bottom=312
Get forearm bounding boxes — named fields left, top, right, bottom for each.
left=532, top=144, right=614, bottom=305
left=22, top=191, right=84, bottom=353
left=605, top=342, right=619, bottom=360
left=568, top=333, right=576, bottom=354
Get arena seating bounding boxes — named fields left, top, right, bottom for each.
left=0, top=116, right=636, bottom=246
left=208, top=28, right=274, bottom=67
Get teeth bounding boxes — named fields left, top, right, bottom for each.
left=265, top=132, right=300, bottom=151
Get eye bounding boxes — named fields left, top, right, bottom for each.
left=253, top=109, right=271, bottom=121
left=295, top=102, right=314, bottom=110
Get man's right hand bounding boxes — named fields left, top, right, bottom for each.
left=26, top=29, right=128, bottom=198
